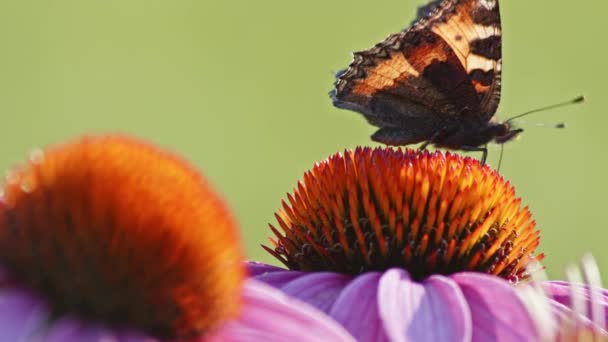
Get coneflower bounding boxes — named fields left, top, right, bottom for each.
left=251, top=147, right=544, bottom=341
left=518, top=254, right=608, bottom=341
left=0, top=135, right=354, bottom=341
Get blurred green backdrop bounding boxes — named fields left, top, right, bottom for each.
left=0, top=0, right=605, bottom=279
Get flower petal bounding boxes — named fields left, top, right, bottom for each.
left=378, top=269, right=471, bottom=342
left=41, top=317, right=159, bottom=342
left=0, top=289, right=48, bottom=341
left=544, top=281, right=608, bottom=323
left=280, top=272, right=352, bottom=313
left=247, top=262, right=306, bottom=288
left=328, top=272, right=388, bottom=342
left=452, top=273, right=538, bottom=341
left=42, top=318, right=84, bottom=342
left=211, top=279, right=354, bottom=342
left=550, top=300, right=596, bottom=327
left=247, top=261, right=287, bottom=276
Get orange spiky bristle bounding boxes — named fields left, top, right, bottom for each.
left=0, top=135, right=244, bottom=339
left=265, top=147, right=543, bottom=283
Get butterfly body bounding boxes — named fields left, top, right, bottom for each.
left=331, top=0, right=522, bottom=154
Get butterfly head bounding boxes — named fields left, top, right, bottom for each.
left=493, top=123, right=523, bottom=144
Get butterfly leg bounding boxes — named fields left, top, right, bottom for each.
left=419, top=141, right=431, bottom=151
left=460, top=145, right=488, bottom=165
left=418, top=130, right=445, bottom=151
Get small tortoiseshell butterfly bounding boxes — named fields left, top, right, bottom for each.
left=331, top=0, right=517, bottom=162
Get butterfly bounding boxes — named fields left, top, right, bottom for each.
left=330, top=0, right=518, bottom=163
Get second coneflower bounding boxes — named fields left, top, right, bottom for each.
left=0, top=135, right=354, bottom=341
left=518, top=255, right=608, bottom=341
left=250, top=147, right=545, bottom=341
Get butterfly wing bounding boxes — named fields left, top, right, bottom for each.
left=331, top=0, right=502, bottom=136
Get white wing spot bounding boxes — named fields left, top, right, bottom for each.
left=466, top=54, right=496, bottom=72
left=479, top=0, right=497, bottom=10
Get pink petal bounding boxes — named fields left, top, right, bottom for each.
left=42, top=318, right=85, bottom=341
left=543, top=281, right=608, bottom=323
left=247, top=262, right=306, bottom=288
left=550, top=300, right=595, bottom=327
left=0, top=289, right=48, bottom=341
left=280, top=272, right=352, bottom=313
left=378, top=269, right=471, bottom=342
left=329, top=272, right=389, bottom=342
left=42, top=317, right=158, bottom=342
left=452, top=272, right=538, bottom=341
left=246, top=261, right=286, bottom=276
left=211, top=279, right=354, bottom=342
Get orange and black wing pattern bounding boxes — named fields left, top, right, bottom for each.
left=331, top=0, right=503, bottom=145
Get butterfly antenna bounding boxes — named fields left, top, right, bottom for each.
left=555, top=122, right=567, bottom=129
left=524, top=121, right=567, bottom=129
left=505, top=96, right=585, bottom=123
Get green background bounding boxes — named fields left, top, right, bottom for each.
left=0, top=0, right=604, bottom=280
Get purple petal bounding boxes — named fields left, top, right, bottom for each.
left=42, top=318, right=85, bottom=342
left=247, top=262, right=307, bottom=288
left=246, top=261, right=287, bottom=277
left=280, top=272, right=352, bottom=313
left=113, top=330, right=161, bottom=342
left=550, top=300, right=595, bottom=326
left=42, top=317, right=158, bottom=342
left=0, top=289, right=48, bottom=341
left=252, top=270, right=306, bottom=288
left=452, top=273, right=538, bottom=341
left=0, top=288, right=158, bottom=342
left=378, top=269, right=471, bottom=342
left=544, top=299, right=608, bottom=339
left=45, top=324, right=115, bottom=342
left=329, top=272, right=389, bottom=342
left=212, top=279, right=354, bottom=342
left=546, top=280, right=608, bottom=299
left=543, top=281, right=608, bottom=324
